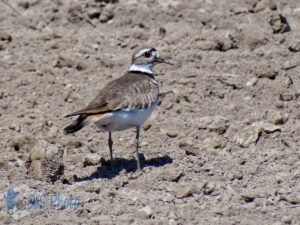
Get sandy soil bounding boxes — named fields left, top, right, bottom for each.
left=0, top=0, right=300, bottom=224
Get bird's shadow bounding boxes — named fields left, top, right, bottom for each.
left=74, top=154, right=173, bottom=181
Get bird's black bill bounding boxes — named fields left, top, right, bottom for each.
left=155, top=57, right=173, bottom=65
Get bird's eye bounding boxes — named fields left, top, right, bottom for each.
left=144, top=51, right=151, bottom=58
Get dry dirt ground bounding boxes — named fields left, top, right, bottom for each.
left=0, top=0, right=300, bottom=224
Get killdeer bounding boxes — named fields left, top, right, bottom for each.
left=64, top=47, right=172, bottom=171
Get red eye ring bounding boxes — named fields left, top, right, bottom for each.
left=144, top=51, right=151, bottom=58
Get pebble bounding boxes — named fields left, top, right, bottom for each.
left=198, top=116, right=229, bottom=134
left=99, top=5, right=114, bottom=23
left=233, top=125, right=259, bottom=148
left=234, top=121, right=281, bottom=148
left=246, top=77, right=258, bottom=86
left=281, top=215, right=292, bottom=224
left=268, top=111, right=288, bottom=125
left=166, top=131, right=179, bottom=138
left=177, top=138, right=190, bottom=148
left=203, top=182, right=217, bottom=195
left=279, top=93, right=294, bottom=101
left=255, top=67, right=279, bottom=79
left=173, top=183, right=202, bottom=199
left=236, top=23, right=268, bottom=50
left=87, top=8, right=101, bottom=19
left=286, top=193, right=300, bottom=204
left=203, top=136, right=225, bottom=149
left=136, top=206, right=152, bottom=219
left=269, top=14, right=290, bottom=34
left=27, top=140, right=64, bottom=182
left=159, top=169, right=183, bottom=182
left=253, top=121, right=281, bottom=133
left=281, top=60, right=299, bottom=70
left=160, top=128, right=179, bottom=138
left=253, top=0, right=277, bottom=12
left=0, top=32, right=12, bottom=41
left=287, top=37, right=300, bottom=52
left=83, top=154, right=100, bottom=167
left=143, top=123, right=151, bottom=131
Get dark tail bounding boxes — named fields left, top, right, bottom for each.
left=64, top=115, right=88, bottom=135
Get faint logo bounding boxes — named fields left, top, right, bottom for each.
left=5, top=187, right=18, bottom=211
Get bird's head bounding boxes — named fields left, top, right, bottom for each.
left=129, top=47, right=172, bottom=74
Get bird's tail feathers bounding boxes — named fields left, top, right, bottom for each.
left=64, top=115, right=89, bottom=135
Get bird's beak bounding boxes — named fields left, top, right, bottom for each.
left=155, top=57, right=173, bottom=65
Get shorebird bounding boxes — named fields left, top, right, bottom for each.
left=64, top=47, right=172, bottom=171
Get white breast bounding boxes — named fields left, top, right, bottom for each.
left=93, top=101, right=158, bottom=132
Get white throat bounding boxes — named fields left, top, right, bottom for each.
left=129, top=64, right=153, bottom=74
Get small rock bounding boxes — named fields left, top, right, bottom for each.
left=268, top=111, right=288, bottom=125
left=158, top=27, right=166, bottom=39
left=241, top=189, right=268, bottom=202
left=279, top=93, right=294, bottom=101
left=184, top=146, right=201, bottom=156
left=159, top=169, right=183, bottom=182
left=85, top=185, right=101, bottom=194
left=241, top=193, right=255, bottom=202
left=230, top=6, right=249, bottom=14
left=236, top=24, right=268, bottom=50
left=62, top=139, right=83, bottom=149
left=253, top=121, right=281, bottom=133
left=287, top=38, right=300, bottom=52
left=203, top=136, right=225, bottom=149
left=282, top=60, right=298, bottom=70
left=203, top=182, right=217, bottom=195
left=0, top=33, right=12, bottom=41
left=282, top=75, right=293, bottom=88
left=233, top=125, right=259, bottom=148
left=87, top=8, right=101, bottom=19
left=281, top=215, right=292, bottom=224
left=9, top=124, right=21, bottom=132
left=269, top=14, right=290, bottom=34
left=246, top=77, right=258, bottom=86
left=177, top=139, right=190, bottom=148
left=198, top=116, right=229, bottom=134
left=255, top=67, right=279, bottom=79
left=166, top=131, right=179, bottom=138
left=136, top=206, right=152, bottom=219
left=99, top=5, right=114, bottom=23
left=286, top=193, right=300, bottom=204
left=161, top=128, right=179, bottom=138
left=27, top=140, right=64, bottom=182
left=83, top=154, right=100, bottom=167
left=253, top=0, right=277, bottom=12
left=55, top=55, right=86, bottom=71
left=173, top=183, right=201, bottom=199
left=143, top=123, right=151, bottom=131
left=228, top=170, right=243, bottom=181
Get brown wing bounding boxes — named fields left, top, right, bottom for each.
left=65, top=72, right=159, bottom=117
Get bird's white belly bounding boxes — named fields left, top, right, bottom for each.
left=94, top=102, right=158, bottom=132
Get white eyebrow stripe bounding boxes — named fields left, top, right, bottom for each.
left=135, top=49, right=150, bottom=58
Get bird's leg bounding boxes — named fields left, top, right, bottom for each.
left=108, top=132, right=113, bottom=170
left=135, top=126, right=141, bottom=171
